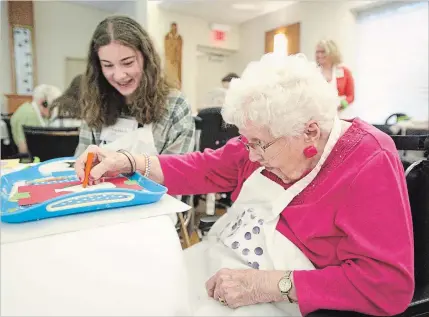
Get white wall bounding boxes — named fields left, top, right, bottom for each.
left=147, top=2, right=241, bottom=112
left=2, top=0, right=239, bottom=113
left=233, top=1, right=373, bottom=74
left=34, top=1, right=111, bottom=91
left=234, top=1, right=428, bottom=123
left=114, top=1, right=136, bottom=19
left=1, top=0, right=12, bottom=113
left=136, top=0, right=147, bottom=29
left=1, top=1, right=113, bottom=113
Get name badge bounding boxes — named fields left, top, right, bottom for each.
left=100, top=117, right=138, bottom=143
left=335, top=68, right=344, bottom=78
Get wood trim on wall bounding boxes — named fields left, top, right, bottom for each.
left=7, top=0, right=37, bottom=93
left=31, top=23, right=38, bottom=87
left=265, top=22, right=300, bottom=55
left=4, top=94, right=33, bottom=114
left=8, top=15, right=17, bottom=93
left=8, top=1, right=34, bottom=25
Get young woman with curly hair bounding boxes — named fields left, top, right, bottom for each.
left=75, top=16, right=195, bottom=156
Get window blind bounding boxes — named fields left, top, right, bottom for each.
left=353, top=1, right=428, bottom=124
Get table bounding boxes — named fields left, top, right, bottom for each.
left=1, top=213, right=192, bottom=316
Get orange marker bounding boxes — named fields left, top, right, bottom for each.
left=82, top=152, right=94, bottom=188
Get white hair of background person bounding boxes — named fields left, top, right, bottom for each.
left=33, top=84, right=62, bottom=107
left=222, top=53, right=339, bottom=137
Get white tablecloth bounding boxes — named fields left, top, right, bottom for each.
left=1, top=214, right=192, bottom=316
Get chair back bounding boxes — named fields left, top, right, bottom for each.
left=1, top=115, right=19, bottom=158
left=393, top=135, right=429, bottom=288
left=196, top=107, right=239, bottom=151
left=193, top=115, right=203, bottom=151
left=407, top=159, right=429, bottom=288
left=23, top=126, right=79, bottom=162
left=385, top=113, right=410, bottom=125
left=51, top=116, right=82, bottom=128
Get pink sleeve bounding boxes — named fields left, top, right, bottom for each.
left=294, top=150, right=414, bottom=316
left=157, top=137, right=247, bottom=196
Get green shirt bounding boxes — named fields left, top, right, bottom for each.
left=10, top=102, right=49, bottom=146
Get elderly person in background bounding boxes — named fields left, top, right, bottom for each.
left=11, top=84, right=62, bottom=153
left=316, top=39, right=355, bottom=114
left=221, top=72, right=240, bottom=89
left=49, top=74, right=83, bottom=128
left=75, top=54, right=414, bottom=316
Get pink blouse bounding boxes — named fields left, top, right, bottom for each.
left=158, top=118, right=414, bottom=316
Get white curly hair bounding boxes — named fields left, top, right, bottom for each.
left=222, top=53, right=339, bottom=137
left=33, top=84, right=62, bottom=107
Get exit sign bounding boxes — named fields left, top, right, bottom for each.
left=213, top=30, right=225, bottom=41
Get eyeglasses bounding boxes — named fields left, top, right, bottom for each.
left=238, top=135, right=280, bottom=153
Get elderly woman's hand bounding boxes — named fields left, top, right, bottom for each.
left=74, top=145, right=132, bottom=182
left=206, top=268, right=288, bottom=308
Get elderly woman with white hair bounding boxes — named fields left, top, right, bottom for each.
left=10, top=84, right=62, bottom=153
left=75, top=54, right=414, bottom=316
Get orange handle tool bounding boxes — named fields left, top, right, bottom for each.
left=82, top=152, right=94, bottom=188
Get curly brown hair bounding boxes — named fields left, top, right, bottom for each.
left=80, top=16, right=171, bottom=129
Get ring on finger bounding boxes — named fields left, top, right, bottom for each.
left=219, top=298, right=227, bottom=306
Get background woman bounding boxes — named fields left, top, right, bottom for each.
left=316, top=39, right=355, bottom=115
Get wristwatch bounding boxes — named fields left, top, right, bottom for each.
left=278, top=270, right=295, bottom=303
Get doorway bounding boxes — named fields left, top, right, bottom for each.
left=65, top=57, right=86, bottom=88
left=195, top=53, right=230, bottom=113
left=265, top=22, right=300, bottom=55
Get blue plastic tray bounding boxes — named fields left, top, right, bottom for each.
left=1, top=157, right=167, bottom=223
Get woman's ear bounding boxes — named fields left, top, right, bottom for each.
left=303, top=120, right=320, bottom=143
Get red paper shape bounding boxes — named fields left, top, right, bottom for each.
left=18, top=177, right=142, bottom=206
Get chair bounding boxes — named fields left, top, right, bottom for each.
left=308, top=135, right=429, bottom=317
left=23, top=126, right=79, bottom=162
left=194, top=107, right=240, bottom=235
left=385, top=113, right=410, bottom=125
left=372, top=113, right=411, bottom=136
left=372, top=122, right=428, bottom=170
left=399, top=129, right=429, bottom=170
left=1, top=114, right=19, bottom=159
left=51, top=116, right=82, bottom=128
left=197, top=107, right=239, bottom=152
left=176, top=115, right=203, bottom=248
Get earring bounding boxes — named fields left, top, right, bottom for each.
left=303, top=146, right=318, bottom=158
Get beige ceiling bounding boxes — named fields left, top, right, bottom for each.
left=158, top=0, right=295, bottom=25
left=67, top=0, right=295, bottom=25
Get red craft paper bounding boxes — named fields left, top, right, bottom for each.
left=18, top=177, right=143, bottom=206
